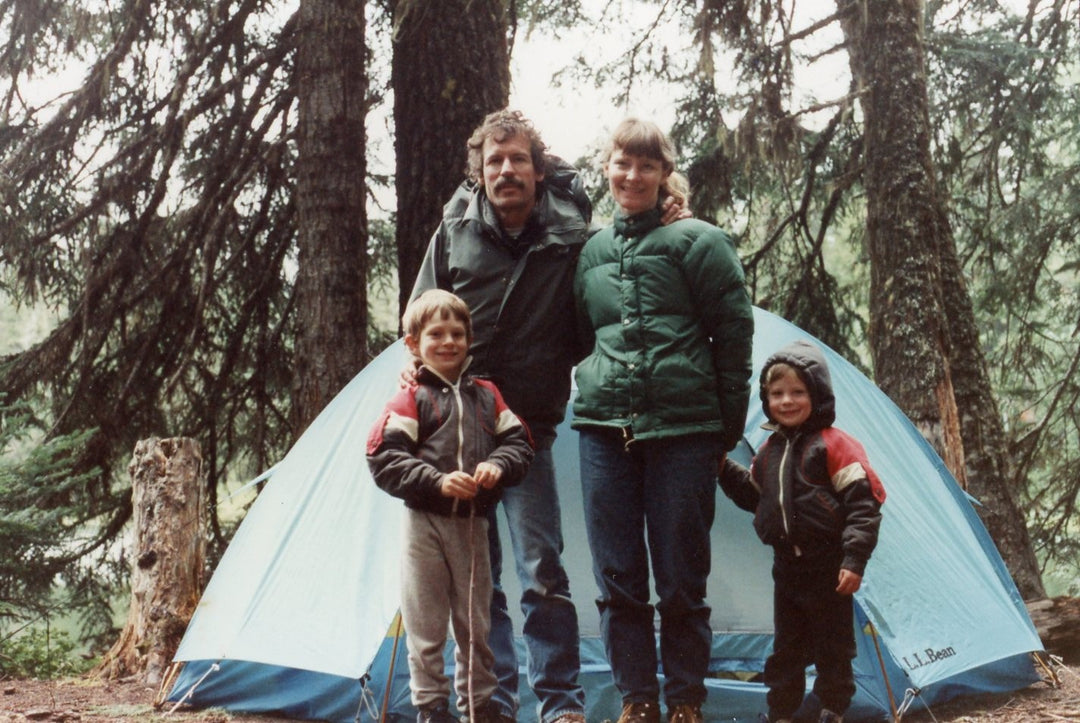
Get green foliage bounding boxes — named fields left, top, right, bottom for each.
left=0, top=623, right=95, bottom=679
left=0, top=0, right=312, bottom=563
left=927, top=1, right=1080, bottom=568
left=0, top=401, right=122, bottom=643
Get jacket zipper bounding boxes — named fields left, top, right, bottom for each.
left=779, top=436, right=791, bottom=537
left=451, top=380, right=465, bottom=516
left=779, top=434, right=802, bottom=556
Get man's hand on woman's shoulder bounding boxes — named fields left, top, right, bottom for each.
left=660, top=195, right=692, bottom=225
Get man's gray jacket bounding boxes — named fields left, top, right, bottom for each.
left=411, top=177, right=591, bottom=448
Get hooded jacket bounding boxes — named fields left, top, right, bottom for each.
left=366, top=365, right=534, bottom=517
left=719, top=340, right=886, bottom=574
left=410, top=165, right=591, bottom=448
left=570, top=208, right=754, bottom=450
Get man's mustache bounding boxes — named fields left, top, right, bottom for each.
left=493, top=177, right=526, bottom=192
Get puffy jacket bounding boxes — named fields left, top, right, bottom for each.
left=366, top=366, right=534, bottom=517
left=411, top=168, right=591, bottom=448
left=571, top=208, right=754, bottom=451
left=718, top=340, right=886, bottom=574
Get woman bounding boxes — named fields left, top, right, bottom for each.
left=572, top=118, right=754, bottom=723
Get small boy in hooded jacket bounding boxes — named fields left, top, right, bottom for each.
left=719, top=340, right=886, bottom=723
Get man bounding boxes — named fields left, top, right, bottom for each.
left=411, top=109, right=589, bottom=723
left=411, top=109, right=685, bottom=723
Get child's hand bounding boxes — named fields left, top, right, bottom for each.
left=440, top=471, right=479, bottom=499
left=473, top=462, right=503, bottom=489
left=837, top=568, right=862, bottom=595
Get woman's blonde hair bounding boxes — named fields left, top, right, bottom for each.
left=402, top=289, right=473, bottom=341
left=605, top=117, right=690, bottom=207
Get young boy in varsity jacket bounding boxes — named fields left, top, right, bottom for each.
left=367, top=289, right=534, bottom=723
left=718, top=340, right=886, bottom=723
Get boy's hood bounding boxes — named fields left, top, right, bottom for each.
left=759, top=339, right=836, bottom=431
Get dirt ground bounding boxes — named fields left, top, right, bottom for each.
left=1, top=662, right=1078, bottom=722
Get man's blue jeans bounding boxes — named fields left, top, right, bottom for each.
left=488, top=448, right=586, bottom=722
left=578, top=429, right=718, bottom=708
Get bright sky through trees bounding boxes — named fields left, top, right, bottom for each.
left=508, top=3, right=851, bottom=163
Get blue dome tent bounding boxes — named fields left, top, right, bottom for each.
left=165, top=307, right=1045, bottom=722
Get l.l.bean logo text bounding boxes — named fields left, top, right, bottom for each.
left=903, top=646, right=957, bottom=670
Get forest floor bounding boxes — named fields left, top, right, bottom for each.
left=1, top=661, right=1078, bottom=722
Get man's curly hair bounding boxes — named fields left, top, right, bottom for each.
left=466, top=109, right=549, bottom=185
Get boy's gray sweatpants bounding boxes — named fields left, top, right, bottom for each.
left=401, top=507, right=497, bottom=713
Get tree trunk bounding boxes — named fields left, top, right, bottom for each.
left=836, top=0, right=965, bottom=479
left=939, top=245, right=1046, bottom=598
left=292, top=0, right=370, bottom=434
left=391, top=0, right=510, bottom=318
left=95, top=438, right=205, bottom=685
left=837, top=0, right=1046, bottom=599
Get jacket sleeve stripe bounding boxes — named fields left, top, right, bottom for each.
left=494, top=408, right=523, bottom=436
left=384, top=410, right=420, bottom=442
left=822, top=427, right=887, bottom=503
left=366, top=389, right=421, bottom=454
left=473, top=377, right=534, bottom=448
left=832, top=461, right=867, bottom=493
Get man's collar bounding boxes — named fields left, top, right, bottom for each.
left=478, top=190, right=543, bottom=237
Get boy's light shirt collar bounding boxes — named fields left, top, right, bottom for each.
left=762, top=421, right=803, bottom=435
left=418, top=355, right=473, bottom=386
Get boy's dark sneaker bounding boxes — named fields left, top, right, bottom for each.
left=418, top=700, right=458, bottom=723
left=615, top=700, right=660, bottom=723
left=460, top=700, right=502, bottom=723
left=666, top=704, right=702, bottom=723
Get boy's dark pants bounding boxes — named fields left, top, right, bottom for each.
left=764, top=551, right=856, bottom=718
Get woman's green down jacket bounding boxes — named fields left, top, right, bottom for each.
left=571, top=208, right=754, bottom=451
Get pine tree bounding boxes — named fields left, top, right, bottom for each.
left=0, top=0, right=376, bottom=630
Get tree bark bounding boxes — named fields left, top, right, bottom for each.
left=939, top=245, right=1046, bottom=598
left=391, top=0, right=510, bottom=318
left=837, top=0, right=1045, bottom=598
left=95, top=438, right=205, bottom=685
left=292, top=0, right=370, bottom=434
left=837, top=0, right=964, bottom=478
left=836, top=0, right=1046, bottom=600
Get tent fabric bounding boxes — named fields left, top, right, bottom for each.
left=169, top=307, right=1043, bottom=722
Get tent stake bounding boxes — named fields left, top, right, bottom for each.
left=867, top=621, right=899, bottom=720
left=380, top=612, right=406, bottom=723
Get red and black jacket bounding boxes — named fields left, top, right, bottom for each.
left=719, top=340, right=886, bottom=575
left=367, top=366, right=534, bottom=517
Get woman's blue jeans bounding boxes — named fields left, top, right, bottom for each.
left=579, top=429, right=719, bottom=708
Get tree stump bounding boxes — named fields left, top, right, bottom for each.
left=94, top=437, right=206, bottom=685
left=1026, top=596, right=1080, bottom=663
